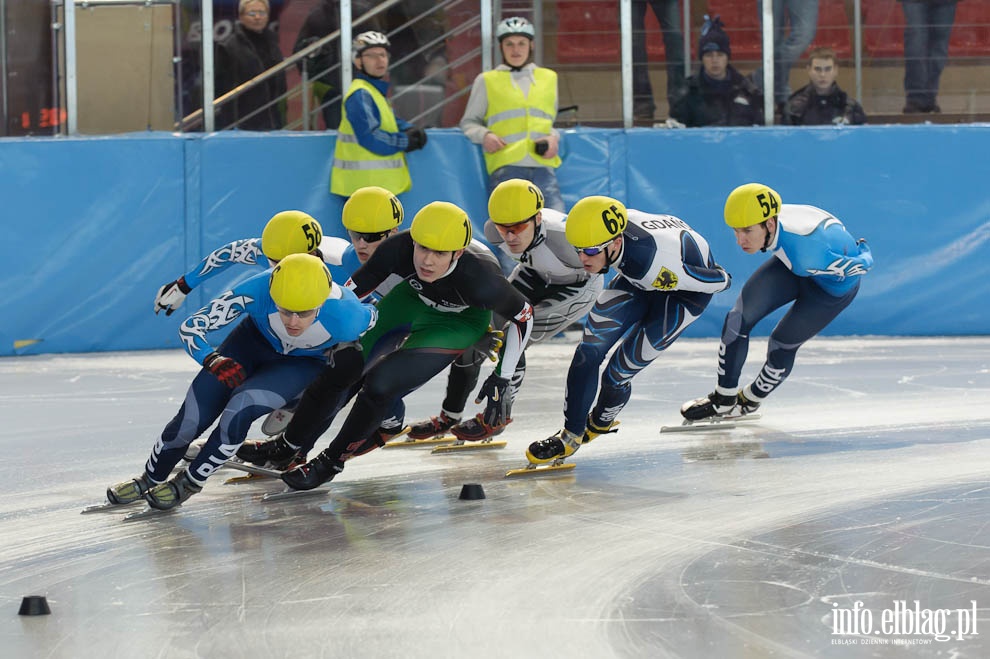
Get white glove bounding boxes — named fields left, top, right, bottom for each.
left=154, top=277, right=191, bottom=316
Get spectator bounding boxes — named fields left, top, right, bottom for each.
left=670, top=15, right=764, bottom=127
left=784, top=46, right=867, bottom=125
left=753, top=0, right=820, bottom=111
left=214, top=0, right=287, bottom=130
left=632, top=0, right=687, bottom=121
left=330, top=31, right=427, bottom=198
left=901, top=0, right=959, bottom=114
left=292, top=0, right=377, bottom=130
left=459, top=17, right=564, bottom=212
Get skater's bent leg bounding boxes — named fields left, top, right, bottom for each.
left=718, top=259, right=800, bottom=392
left=442, top=348, right=485, bottom=417
left=281, top=345, right=365, bottom=453
left=325, top=348, right=462, bottom=462
left=747, top=281, right=859, bottom=400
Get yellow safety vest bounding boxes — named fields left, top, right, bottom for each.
left=331, top=78, right=411, bottom=196
left=482, top=67, right=562, bottom=175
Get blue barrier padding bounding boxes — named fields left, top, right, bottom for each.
left=4, top=125, right=988, bottom=356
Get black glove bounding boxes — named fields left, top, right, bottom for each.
left=204, top=352, right=247, bottom=389
left=404, top=127, right=427, bottom=152
left=475, top=373, right=511, bottom=428
left=154, top=276, right=192, bottom=316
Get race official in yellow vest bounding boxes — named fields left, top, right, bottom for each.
left=460, top=17, right=565, bottom=212
left=330, top=31, right=427, bottom=198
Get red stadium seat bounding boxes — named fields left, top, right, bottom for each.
left=556, top=2, right=620, bottom=64
left=806, top=0, right=852, bottom=60
left=862, top=0, right=904, bottom=59
left=950, top=1, right=990, bottom=57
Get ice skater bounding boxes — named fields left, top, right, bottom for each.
left=525, top=195, right=731, bottom=466
left=104, top=254, right=376, bottom=510
left=404, top=178, right=603, bottom=443
left=681, top=182, right=873, bottom=421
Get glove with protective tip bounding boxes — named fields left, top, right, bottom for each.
left=475, top=373, right=511, bottom=427
left=154, top=277, right=192, bottom=316
left=204, top=352, right=247, bottom=388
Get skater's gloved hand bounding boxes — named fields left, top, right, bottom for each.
left=475, top=373, right=511, bottom=427
left=204, top=352, right=247, bottom=388
left=154, top=276, right=191, bottom=316
left=480, top=325, right=504, bottom=362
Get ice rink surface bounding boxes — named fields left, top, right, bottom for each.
left=2, top=336, right=989, bottom=658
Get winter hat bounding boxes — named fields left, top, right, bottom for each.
left=699, top=15, right=731, bottom=59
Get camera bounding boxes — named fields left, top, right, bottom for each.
left=534, top=141, right=549, bottom=156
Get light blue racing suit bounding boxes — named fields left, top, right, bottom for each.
left=144, top=269, right=375, bottom=487
left=717, top=204, right=874, bottom=401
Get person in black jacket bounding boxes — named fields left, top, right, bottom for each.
left=784, top=47, right=867, bottom=126
left=669, top=15, right=764, bottom=128
left=214, top=0, right=287, bottom=130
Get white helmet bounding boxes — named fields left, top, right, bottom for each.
left=353, top=31, right=390, bottom=55
left=496, top=17, right=535, bottom=42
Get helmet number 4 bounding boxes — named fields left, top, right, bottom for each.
left=601, top=205, right=626, bottom=235
left=757, top=192, right=779, bottom=219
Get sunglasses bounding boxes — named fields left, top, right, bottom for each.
left=493, top=217, right=534, bottom=236
left=276, top=306, right=319, bottom=320
left=244, top=10, right=268, bottom=17
left=576, top=239, right=614, bottom=256
left=348, top=229, right=391, bottom=243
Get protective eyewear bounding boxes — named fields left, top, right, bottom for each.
left=576, top=239, right=614, bottom=257
left=276, top=306, right=319, bottom=320
left=244, top=10, right=268, bottom=17
left=348, top=229, right=392, bottom=243
left=493, top=217, right=534, bottom=236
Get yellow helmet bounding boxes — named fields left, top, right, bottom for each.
left=342, top=186, right=404, bottom=233
left=564, top=195, right=629, bottom=248
left=410, top=201, right=473, bottom=251
left=269, top=253, right=332, bottom=312
left=261, top=210, right=323, bottom=262
left=724, top=183, right=782, bottom=228
left=488, top=179, right=544, bottom=225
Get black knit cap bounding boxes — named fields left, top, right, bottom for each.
left=699, top=14, right=731, bottom=59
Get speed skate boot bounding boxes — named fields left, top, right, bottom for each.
left=525, top=429, right=583, bottom=464
left=680, top=390, right=739, bottom=421
left=106, top=473, right=154, bottom=505
left=450, top=413, right=510, bottom=442
left=735, top=390, right=761, bottom=416
left=280, top=450, right=344, bottom=491
left=236, top=435, right=304, bottom=470
left=145, top=471, right=202, bottom=510
left=406, top=411, right=459, bottom=440
left=582, top=416, right=620, bottom=444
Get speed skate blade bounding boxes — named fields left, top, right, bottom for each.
left=261, top=487, right=328, bottom=502
left=224, top=472, right=272, bottom=485
left=505, top=462, right=576, bottom=477
left=223, top=460, right=282, bottom=478
left=660, top=413, right=762, bottom=433
left=81, top=501, right=136, bottom=514
left=384, top=435, right=454, bottom=448
left=431, top=440, right=507, bottom=454
left=122, top=506, right=180, bottom=522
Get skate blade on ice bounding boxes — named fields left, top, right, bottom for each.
left=81, top=501, right=141, bottom=514
left=384, top=436, right=455, bottom=448
left=261, top=486, right=329, bottom=502
left=222, top=459, right=283, bottom=478
left=660, top=413, right=762, bottom=434
left=505, top=461, right=576, bottom=477
left=121, top=506, right=181, bottom=522
left=224, top=472, right=273, bottom=485
left=261, top=408, right=294, bottom=436
left=431, top=438, right=507, bottom=454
